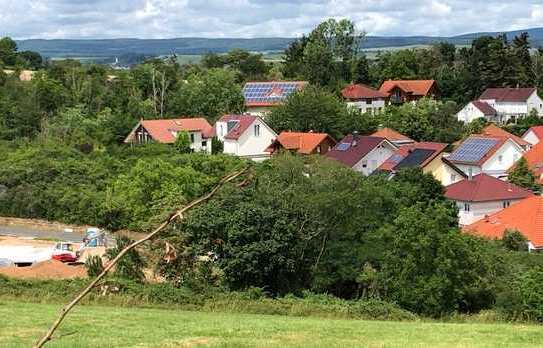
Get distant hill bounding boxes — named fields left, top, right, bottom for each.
left=15, top=27, right=543, bottom=60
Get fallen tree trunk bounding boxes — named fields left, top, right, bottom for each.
left=34, top=168, right=248, bottom=348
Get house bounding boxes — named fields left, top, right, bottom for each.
left=124, top=118, right=214, bottom=153
left=378, top=142, right=466, bottom=186
left=266, top=131, right=336, bottom=155
left=522, top=125, right=543, bottom=146
left=458, top=87, right=543, bottom=124
left=464, top=195, right=543, bottom=251
left=215, top=114, right=277, bottom=161
left=446, top=135, right=525, bottom=178
left=518, top=141, right=543, bottom=184
left=326, top=134, right=397, bottom=176
left=341, top=84, right=388, bottom=114
left=456, top=100, right=498, bottom=123
left=378, top=80, right=438, bottom=104
left=445, top=173, right=533, bottom=225
left=242, top=81, right=307, bottom=116
left=479, top=124, right=531, bottom=150
left=371, top=128, right=415, bottom=147
left=3, top=69, right=36, bottom=81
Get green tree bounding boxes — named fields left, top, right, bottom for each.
left=105, top=235, right=146, bottom=282
left=174, top=131, right=191, bottom=153
left=502, top=230, right=528, bottom=252
left=0, top=37, right=17, bottom=66
left=508, top=157, right=541, bottom=193
left=169, top=69, right=245, bottom=122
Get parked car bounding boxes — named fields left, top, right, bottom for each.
left=51, top=242, right=80, bottom=263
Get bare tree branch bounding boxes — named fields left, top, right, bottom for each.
left=34, top=168, right=248, bottom=348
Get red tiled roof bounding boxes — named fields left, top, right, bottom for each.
left=464, top=195, right=543, bottom=248
left=371, top=128, right=414, bottom=144
left=480, top=124, right=530, bottom=148
left=523, top=126, right=543, bottom=142
left=379, top=142, right=447, bottom=171
left=445, top=173, right=533, bottom=202
left=471, top=100, right=497, bottom=115
left=341, top=84, right=388, bottom=100
left=267, top=131, right=336, bottom=154
left=326, top=135, right=392, bottom=167
left=125, top=118, right=213, bottom=144
left=218, top=114, right=260, bottom=140
left=479, top=88, right=537, bottom=102
left=379, top=80, right=436, bottom=97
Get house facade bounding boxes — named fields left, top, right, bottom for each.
left=445, top=173, right=533, bottom=225
left=378, top=80, right=438, bottom=104
left=124, top=118, right=214, bottom=153
left=326, top=135, right=397, bottom=176
left=216, top=115, right=277, bottom=161
left=522, top=125, right=543, bottom=146
left=458, top=88, right=543, bottom=124
left=446, top=136, right=524, bottom=179
left=242, top=81, right=307, bottom=116
left=341, top=83, right=387, bottom=114
left=266, top=131, right=336, bottom=155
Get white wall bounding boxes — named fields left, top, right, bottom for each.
left=456, top=199, right=523, bottom=226
left=523, top=129, right=541, bottom=145
left=527, top=92, right=543, bottom=116
left=456, top=102, right=486, bottom=123
left=246, top=106, right=273, bottom=117
left=482, top=140, right=524, bottom=177
left=347, top=99, right=386, bottom=114
left=173, top=131, right=211, bottom=153
left=352, top=141, right=396, bottom=176
left=222, top=118, right=277, bottom=161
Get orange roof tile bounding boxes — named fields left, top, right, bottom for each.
left=267, top=131, right=336, bottom=154
left=341, top=84, right=388, bottom=99
left=371, top=128, right=414, bottom=143
left=480, top=124, right=530, bottom=148
left=379, top=80, right=436, bottom=96
left=521, top=141, right=543, bottom=183
left=464, top=195, right=543, bottom=248
left=125, top=118, right=214, bottom=144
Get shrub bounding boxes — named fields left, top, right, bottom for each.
left=497, top=267, right=543, bottom=322
left=85, top=255, right=104, bottom=277
left=502, top=230, right=528, bottom=252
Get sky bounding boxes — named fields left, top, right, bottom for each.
left=1, top=0, right=542, bottom=40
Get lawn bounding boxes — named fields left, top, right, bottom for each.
left=1, top=301, right=543, bottom=348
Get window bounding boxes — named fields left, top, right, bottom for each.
left=220, top=125, right=224, bottom=136
left=202, top=141, right=207, bottom=148
left=317, top=145, right=321, bottom=154
left=366, top=99, right=372, bottom=105
left=190, top=133, right=195, bottom=143
left=498, top=155, right=503, bottom=164
left=503, top=201, right=511, bottom=208
left=254, top=124, right=260, bottom=137
left=450, top=174, right=456, bottom=183
left=362, top=161, right=368, bottom=168
left=464, top=203, right=470, bottom=212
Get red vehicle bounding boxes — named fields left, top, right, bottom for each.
left=51, top=242, right=80, bottom=263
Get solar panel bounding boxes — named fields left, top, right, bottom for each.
left=448, top=138, right=499, bottom=163
left=243, top=82, right=305, bottom=104
left=335, top=142, right=351, bottom=151
left=394, top=149, right=435, bottom=170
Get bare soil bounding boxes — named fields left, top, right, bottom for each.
left=0, top=259, right=87, bottom=279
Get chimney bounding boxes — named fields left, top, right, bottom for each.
left=468, top=167, right=473, bottom=181
left=352, top=131, right=359, bottom=147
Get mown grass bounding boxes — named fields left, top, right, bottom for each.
left=1, top=300, right=543, bottom=348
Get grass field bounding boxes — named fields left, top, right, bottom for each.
left=1, top=301, right=543, bottom=347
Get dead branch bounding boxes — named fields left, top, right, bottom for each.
left=34, top=168, right=248, bottom=348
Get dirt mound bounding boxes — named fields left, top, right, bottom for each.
left=0, top=259, right=87, bottom=279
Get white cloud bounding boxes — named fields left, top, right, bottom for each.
left=0, top=0, right=541, bottom=39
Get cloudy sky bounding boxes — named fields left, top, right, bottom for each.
left=1, top=0, right=542, bottom=39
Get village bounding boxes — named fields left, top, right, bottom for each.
left=3, top=12, right=543, bottom=347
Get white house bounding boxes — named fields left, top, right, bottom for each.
left=341, top=84, right=387, bottom=114
left=446, top=136, right=525, bottom=179
left=458, top=88, right=543, bottom=124
left=326, top=134, right=397, bottom=176
left=215, top=114, right=277, bottom=161
left=124, top=118, right=214, bottom=153
left=445, top=173, right=533, bottom=226
left=522, top=126, right=543, bottom=146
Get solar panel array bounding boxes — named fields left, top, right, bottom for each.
left=243, top=82, right=304, bottom=104
left=448, top=137, right=499, bottom=163
left=335, top=142, right=351, bottom=151
left=394, top=149, right=435, bottom=170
